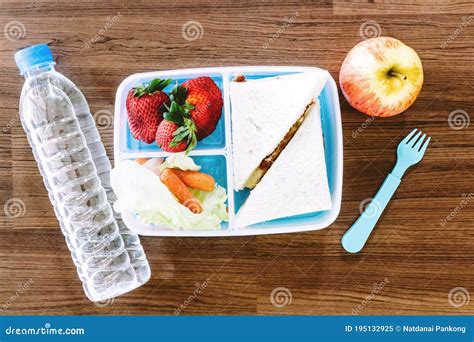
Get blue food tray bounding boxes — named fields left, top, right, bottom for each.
left=114, top=66, right=343, bottom=236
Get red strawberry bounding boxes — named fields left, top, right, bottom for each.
left=126, top=78, right=171, bottom=144
left=156, top=77, right=222, bottom=153
left=156, top=119, right=193, bottom=153
left=179, top=77, right=223, bottom=140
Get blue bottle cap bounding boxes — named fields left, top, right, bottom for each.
left=14, top=44, right=54, bottom=75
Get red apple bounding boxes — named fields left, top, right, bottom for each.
left=339, top=37, right=423, bottom=117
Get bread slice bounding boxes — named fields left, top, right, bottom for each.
left=230, top=70, right=329, bottom=190
left=234, top=102, right=331, bottom=228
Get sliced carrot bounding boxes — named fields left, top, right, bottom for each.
left=170, top=169, right=215, bottom=192
left=182, top=198, right=203, bottom=214
left=160, top=169, right=203, bottom=214
left=135, top=158, right=149, bottom=165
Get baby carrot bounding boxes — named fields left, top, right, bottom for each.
left=160, top=168, right=203, bottom=214
left=135, top=158, right=149, bottom=165
left=170, top=169, right=215, bottom=192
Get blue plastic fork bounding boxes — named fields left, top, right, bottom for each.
left=341, top=128, right=431, bottom=253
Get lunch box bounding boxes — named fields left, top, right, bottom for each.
left=114, top=66, right=343, bottom=236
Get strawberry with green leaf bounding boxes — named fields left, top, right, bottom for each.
left=155, top=76, right=223, bottom=153
left=126, top=78, right=172, bottom=144
left=181, top=77, right=223, bottom=140
left=156, top=99, right=197, bottom=153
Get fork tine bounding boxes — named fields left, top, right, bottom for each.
left=414, top=133, right=426, bottom=150
left=419, top=136, right=431, bottom=154
left=410, top=131, right=423, bottom=147
left=402, top=128, right=418, bottom=144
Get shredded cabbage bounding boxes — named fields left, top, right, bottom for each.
left=111, top=158, right=227, bottom=231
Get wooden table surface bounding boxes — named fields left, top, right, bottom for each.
left=1, top=0, right=473, bottom=315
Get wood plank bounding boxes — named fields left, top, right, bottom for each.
left=0, top=0, right=472, bottom=315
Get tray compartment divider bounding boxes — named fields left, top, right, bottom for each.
left=221, top=70, right=235, bottom=231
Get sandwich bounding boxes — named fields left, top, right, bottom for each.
left=229, top=71, right=332, bottom=227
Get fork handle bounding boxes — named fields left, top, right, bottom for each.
left=342, top=173, right=401, bottom=253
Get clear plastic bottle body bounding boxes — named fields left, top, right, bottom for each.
left=43, top=70, right=151, bottom=285
left=18, top=64, right=150, bottom=301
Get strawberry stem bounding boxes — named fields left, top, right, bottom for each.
left=169, top=118, right=197, bottom=153
left=169, top=84, right=189, bottom=105
left=133, top=78, right=172, bottom=97
left=161, top=82, right=198, bottom=153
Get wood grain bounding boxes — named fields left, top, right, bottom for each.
left=0, top=0, right=473, bottom=315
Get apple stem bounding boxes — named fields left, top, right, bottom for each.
left=388, top=70, right=407, bottom=81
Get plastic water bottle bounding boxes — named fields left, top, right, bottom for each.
left=15, top=44, right=150, bottom=301
left=39, top=58, right=151, bottom=285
